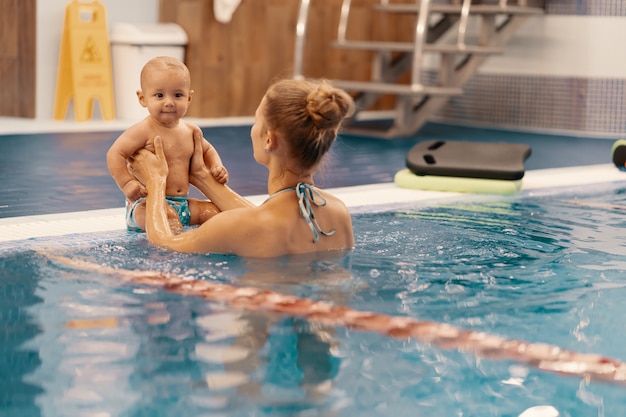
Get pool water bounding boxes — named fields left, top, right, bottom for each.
left=2, top=181, right=626, bottom=417
left=0, top=122, right=615, bottom=218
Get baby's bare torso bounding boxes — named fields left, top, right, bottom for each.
left=143, top=120, right=195, bottom=196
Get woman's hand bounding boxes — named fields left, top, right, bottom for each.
left=128, top=136, right=169, bottom=186
left=189, top=127, right=212, bottom=188
left=188, top=126, right=255, bottom=211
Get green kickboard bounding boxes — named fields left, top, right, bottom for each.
left=394, top=169, right=523, bottom=195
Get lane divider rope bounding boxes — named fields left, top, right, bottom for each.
left=46, top=253, right=626, bottom=385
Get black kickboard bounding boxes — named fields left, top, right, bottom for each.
left=406, top=140, right=532, bottom=181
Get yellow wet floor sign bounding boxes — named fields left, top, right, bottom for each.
left=54, top=0, right=115, bottom=121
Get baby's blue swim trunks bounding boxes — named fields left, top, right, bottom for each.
left=125, top=196, right=191, bottom=232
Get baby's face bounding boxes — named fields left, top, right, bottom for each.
left=139, top=68, right=193, bottom=125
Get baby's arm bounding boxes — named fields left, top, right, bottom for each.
left=106, top=124, right=149, bottom=201
left=196, top=128, right=229, bottom=184
left=206, top=146, right=229, bottom=184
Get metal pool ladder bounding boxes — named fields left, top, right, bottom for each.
left=293, top=0, right=545, bottom=138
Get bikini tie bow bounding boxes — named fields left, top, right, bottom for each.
left=295, top=182, right=336, bottom=243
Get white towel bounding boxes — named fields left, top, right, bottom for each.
left=214, top=0, right=242, bottom=23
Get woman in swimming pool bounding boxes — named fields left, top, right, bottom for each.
left=128, top=78, right=356, bottom=257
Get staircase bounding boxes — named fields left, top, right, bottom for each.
left=293, top=0, right=545, bottom=138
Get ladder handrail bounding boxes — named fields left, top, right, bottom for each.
left=293, top=0, right=311, bottom=80
left=337, top=0, right=351, bottom=42
left=410, top=0, right=430, bottom=90
left=499, top=0, right=528, bottom=7
left=457, top=0, right=471, bottom=48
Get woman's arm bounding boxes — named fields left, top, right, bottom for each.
left=190, top=127, right=255, bottom=211
left=127, top=136, right=174, bottom=240
left=128, top=136, right=264, bottom=254
left=143, top=208, right=272, bottom=255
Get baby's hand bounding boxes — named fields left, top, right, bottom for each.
left=211, top=166, right=229, bottom=184
left=123, top=179, right=147, bottom=202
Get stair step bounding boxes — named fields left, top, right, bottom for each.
left=332, top=40, right=503, bottom=54
left=339, top=119, right=412, bottom=139
left=331, top=80, right=463, bottom=96
left=341, top=125, right=400, bottom=139
left=375, top=4, right=544, bottom=15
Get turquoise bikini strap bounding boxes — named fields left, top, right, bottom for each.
left=295, top=182, right=336, bottom=243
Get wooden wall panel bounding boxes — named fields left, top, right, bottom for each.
left=160, top=0, right=415, bottom=118
left=0, top=0, right=36, bottom=118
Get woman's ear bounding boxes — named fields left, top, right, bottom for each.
left=265, top=130, right=278, bottom=152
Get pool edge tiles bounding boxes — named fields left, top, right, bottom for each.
left=522, top=163, right=625, bottom=190
left=0, top=116, right=255, bottom=135
left=0, top=208, right=126, bottom=243
left=0, top=185, right=462, bottom=244
left=0, top=164, right=623, bottom=244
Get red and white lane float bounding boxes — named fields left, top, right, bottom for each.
left=47, top=254, right=626, bottom=386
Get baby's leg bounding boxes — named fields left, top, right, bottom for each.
left=188, top=198, right=220, bottom=226
left=167, top=206, right=184, bottom=235
left=132, top=200, right=182, bottom=234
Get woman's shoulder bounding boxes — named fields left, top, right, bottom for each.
left=316, top=189, right=350, bottom=214
left=211, top=204, right=277, bottom=231
left=198, top=204, right=291, bottom=257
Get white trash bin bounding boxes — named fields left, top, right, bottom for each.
left=110, top=23, right=188, bottom=121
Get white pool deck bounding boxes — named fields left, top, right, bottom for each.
left=1, top=117, right=624, bottom=243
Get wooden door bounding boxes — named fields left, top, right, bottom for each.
left=0, top=0, right=36, bottom=118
